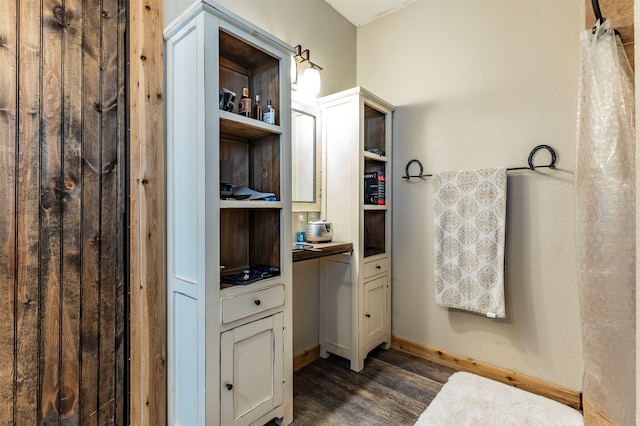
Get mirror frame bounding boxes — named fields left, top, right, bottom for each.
left=292, top=100, right=321, bottom=213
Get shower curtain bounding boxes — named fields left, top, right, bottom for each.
left=576, top=19, right=635, bottom=424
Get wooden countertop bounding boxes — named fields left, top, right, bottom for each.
left=292, top=241, right=353, bottom=262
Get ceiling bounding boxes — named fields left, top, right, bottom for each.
left=324, top=0, right=418, bottom=27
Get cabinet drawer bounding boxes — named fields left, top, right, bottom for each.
left=363, top=257, right=389, bottom=279
left=221, top=285, right=285, bottom=324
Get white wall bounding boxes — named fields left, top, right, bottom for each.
left=164, top=0, right=357, bottom=97
left=357, top=1, right=584, bottom=390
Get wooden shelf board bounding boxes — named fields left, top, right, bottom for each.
left=220, top=111, right=282, bottom=139
left=220, top=200, right=283, bottom=209
left=292, top=242, right=353, bottom=262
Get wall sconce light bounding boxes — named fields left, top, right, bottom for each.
left=292, top=44, right=323, bottom=97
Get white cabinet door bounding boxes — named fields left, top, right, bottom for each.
left=220, top=313, right=284, bottom=426
left=363, top=276, right=387, bottom=351
left=319, top=258, right=353, bottom=360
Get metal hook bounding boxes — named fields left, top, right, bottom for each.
left=527, top=145, right=557, bottom=170
left=403, top=159, right=428, bottom=179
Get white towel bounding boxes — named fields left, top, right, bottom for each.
left=433, top=168, right=507, bottom=318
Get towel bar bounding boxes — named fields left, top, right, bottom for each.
left=402, top=144, right=557, bottom=180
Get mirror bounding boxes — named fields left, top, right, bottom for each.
left=291, top=101, right=318, bottom=203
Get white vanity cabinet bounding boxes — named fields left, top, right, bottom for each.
left=320, top=87, right=394, bottom=372
left=220, top=313, right=285, bottom=426
left=165, top=2, right=293, bottom=425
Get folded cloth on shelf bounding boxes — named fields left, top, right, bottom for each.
left=231, top=185, right=276, bottom=200
left=433, top=168, right=507, bottom=318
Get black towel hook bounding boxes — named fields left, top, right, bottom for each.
left=527, top=144, right=556, bottom=170
left=404, top=159, right=424, bottom=179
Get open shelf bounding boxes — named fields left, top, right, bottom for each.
left=219, top=30, right=281, bottom=124
left=364, top=103, right=386, bottom=156
left=220, top=131, right=281, bottom=200
left=220, top=208, right=282, bottom=284
left=363, top=210, right=386, bottom=258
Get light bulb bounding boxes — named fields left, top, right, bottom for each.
left=301, top=66, right=321, bottom=96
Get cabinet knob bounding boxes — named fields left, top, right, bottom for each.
left=365, top=313, right=371, bottom=318
left=376, top=265, right=381, bottom=269
left=254, top=299, right=261, bottom=306
left=226, top=383, right=233, bottom=390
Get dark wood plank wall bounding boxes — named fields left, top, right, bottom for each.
left=0, top=0, right=126, bottom=423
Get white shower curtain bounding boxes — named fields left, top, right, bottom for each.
left=576, top=20, right=635, bottom=424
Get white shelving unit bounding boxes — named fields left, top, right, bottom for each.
left=319, top=87, right=394, bottom=372
left=165, top=2, right=293, bottom=424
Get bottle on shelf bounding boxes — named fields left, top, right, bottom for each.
left=253, top=94, right=263, bottom=121
left=239, top=87, right=251, bottom=117
left=296, top=214, right=306, bottom=243
left=263, top=99, right=276, bottom=125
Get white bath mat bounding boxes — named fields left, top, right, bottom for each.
left=415, top=372, right=583, bottom=426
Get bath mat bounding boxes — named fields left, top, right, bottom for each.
left=415, top=372, right=583, bottom=425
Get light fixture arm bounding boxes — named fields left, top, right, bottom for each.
left=293, top=44, right=323, bottom=71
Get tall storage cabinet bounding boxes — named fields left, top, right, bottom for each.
left=319, top=87, right=394, bottom=372
left=165, top=2, right=293, bottom=425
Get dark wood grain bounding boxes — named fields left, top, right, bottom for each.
left=292, top=242, right=353, bottom=263
left=0, top=0, right=17, bottom=422
left=250, top=134, right=281, bottom=197
left=250, top=209, right=281, bottom=268
left=114, top=4, right=127, bottom=424
left=99, top=0, right=123, bottom=423
left=61, top=0, right=83, bottom=422
left=288, top=348, right=457, bottom=425
left=364, top=104, right=386, bottom=153
left=364, top=211, right=386, bottom=257
left=79, top=0, right=102, bottom=422
left=15, top=1, right=42, bottom=424
left=40, top=0, right=65, bottom=422
left=0, top=0, right=128, bottom=423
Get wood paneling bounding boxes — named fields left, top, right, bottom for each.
left=128, top=0, right=166, bottom=425
left=0, top=0, right=18, bottom=422
left=0, top=0, right=127, bottom=423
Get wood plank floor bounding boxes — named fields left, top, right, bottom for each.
left=287, top=348, right=458, bottom=425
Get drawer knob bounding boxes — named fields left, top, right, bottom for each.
left=254, top=299, right=261, bottom=306
left=226, top=383, right=233, bottom=391
left=365, top=313, right=371, bottom=318
left=376, top=265, right=381, bottom=269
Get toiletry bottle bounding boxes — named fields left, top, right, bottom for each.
left=239, top=87, right=251, bottom=117
left=263, top=99, right=276, bottom=125
left=296, top=214, right=306, bottom=243
left=253, top=94, right=263, bottom=121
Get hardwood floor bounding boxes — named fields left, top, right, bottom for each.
left=288, top=348, right=458, bottom=425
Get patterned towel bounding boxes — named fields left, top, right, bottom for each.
left=433, top=168, right=507, bottom=318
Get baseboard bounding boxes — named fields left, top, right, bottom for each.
left=582, top=401, right=612, bottom=425
left=294, top=345, right=321, bottom=372
left=391, top=336, right=582, bottom=410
